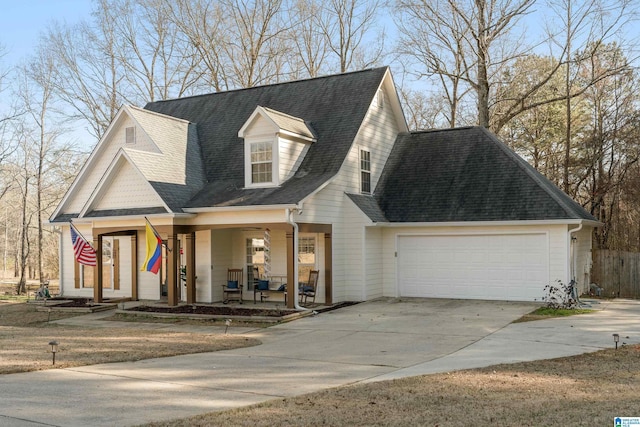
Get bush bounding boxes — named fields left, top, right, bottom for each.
left=543, top=280, right=577, bottom=309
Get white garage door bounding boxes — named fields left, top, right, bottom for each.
left=398, top=233, right=549, bottom=301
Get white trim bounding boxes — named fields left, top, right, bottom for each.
left=50, top=105, right=174, bottom=221
left=373, top=219, right=602, bottom=228
left=184, top=205, right=296, bottom=213
left=245, top=137, right=279, bottom=188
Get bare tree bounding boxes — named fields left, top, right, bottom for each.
left=290, top=0, right=331, bottom=77
left=316, top=0, right=384, bottom=73
left=395, top=0, right=534, bottom=129
left=110, top=0, right=203, bottom=103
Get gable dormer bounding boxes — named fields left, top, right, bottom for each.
left=239, top=106, right=317, bottom=188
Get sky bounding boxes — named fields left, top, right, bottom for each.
left=0, top=0, right=94, bottom=66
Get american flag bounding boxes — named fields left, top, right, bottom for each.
left=70, top=225, right=97, bottom=266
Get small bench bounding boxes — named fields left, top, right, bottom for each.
left=254, top=280, right=287, bottom=304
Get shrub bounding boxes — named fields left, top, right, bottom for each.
left=543, top=280, right=577, bottom=309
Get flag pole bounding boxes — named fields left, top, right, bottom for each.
left=144, top=217, right=171, bottom=251
left=69, top=220, right=96, bottom=251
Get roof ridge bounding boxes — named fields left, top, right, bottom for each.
left=409, top=126, right=477, bottom=135
left=146, top=67, right=389, bottom=105
left=479, top=127, right=587, bottom=219
left=127, top=104, right=191, bottom=124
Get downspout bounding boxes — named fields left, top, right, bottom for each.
left=568, top=222, right=583, bottom=302
left=286, top=207, right=307, bottom=311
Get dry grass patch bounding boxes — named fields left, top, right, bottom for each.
left=144, top=345, right=640, bottom=427
left=0, top=302, right=260, bottom=374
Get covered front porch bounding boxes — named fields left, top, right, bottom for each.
left=88, top=220, right=332, bottom=309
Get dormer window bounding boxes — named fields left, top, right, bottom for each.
left=250, top=140, right=273, bottom=184
left=240, top=106, right=317, bottom=189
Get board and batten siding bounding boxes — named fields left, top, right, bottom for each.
left=381, top=224, right=572, bottom=299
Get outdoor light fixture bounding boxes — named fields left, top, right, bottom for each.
left=49, top=340, right=59, bottom=365
left=225, top=319, right=232, bottom=334
left=613, top=333, right=620, bottom=350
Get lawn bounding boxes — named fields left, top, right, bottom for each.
left=1, top=293, right=638, bottom=426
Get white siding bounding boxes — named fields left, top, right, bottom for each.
left=572, top=226, right=594, bottom=295
left=278, top=136, right=310, bottom=182
left=94, top=159, right=163, bottom=210
left=298, top=84, right=401, bottom=303
left=64, top=116, right=150, bottom=214
left=365, top=227, right=383, bottom=299
left=211, top=229, right=234, bottom=302
left=195, top=230, right=213, bottom=302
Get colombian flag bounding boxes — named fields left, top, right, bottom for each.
left=141, top=218, right=162, bottom=274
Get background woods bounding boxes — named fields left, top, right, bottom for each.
left=1, top=0, right=640, bottom=288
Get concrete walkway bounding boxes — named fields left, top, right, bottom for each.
left=1, top=298, right=639, bottom=426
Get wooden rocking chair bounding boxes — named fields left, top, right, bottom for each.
left=299, top=270, right=319, bottom=306
left=222, top=268, right=243, bottom=304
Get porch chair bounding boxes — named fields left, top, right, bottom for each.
left=222, top=268, right=244, bottom=304
left=299, top=270, right=319, bottom=306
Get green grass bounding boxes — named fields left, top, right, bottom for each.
left=531, top=307, right=594, bottom=317
left=0, top=294, right=29, bottom=302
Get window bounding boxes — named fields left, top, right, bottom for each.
left=125, top=126, right=135, bottom=144
left=360, top=149, right=371, bottom=194
left=250, top=141, right=273, bottom=184
left=298, top=236, right=316, bottom=280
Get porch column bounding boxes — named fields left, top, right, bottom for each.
left=324, top=233, right=332, bottom=305
left=286, top=230, right=295, bottom=309
left=93, top=234, right=103, bottom=303
left=166, top=230, right=179, bottom=306
left=186, top=232, right=196, bottom=304
left=131, top=233, right=138, bottom=301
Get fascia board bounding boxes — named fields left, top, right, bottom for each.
left=50, top=106, right=131, bottom=221
left=184, top=204, right=297, bottom=213
left=372, top=219, right=602, bottom=227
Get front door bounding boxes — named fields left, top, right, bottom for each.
left=101, top=237, right=120, bottom=291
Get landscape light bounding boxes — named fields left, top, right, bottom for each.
left=49, top=340, right=59, bottom=365
left=613, top=333, right=620, bottom=350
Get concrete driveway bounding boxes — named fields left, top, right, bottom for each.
left=1, top=298, right=639, bottom=426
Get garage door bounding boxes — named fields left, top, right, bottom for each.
left=397, top=233, right=548, bottom=301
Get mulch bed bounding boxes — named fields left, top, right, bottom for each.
left=127, top=305, right=297, bottom=317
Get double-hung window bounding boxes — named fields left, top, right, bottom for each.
left=250, top=141, right=273, bottom=184
left=360, top=149, right=371, bottom=194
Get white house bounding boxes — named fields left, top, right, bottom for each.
left=49, top=67, right=599, bottom=308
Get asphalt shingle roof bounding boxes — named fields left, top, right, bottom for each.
left=144, top=67, right=388, bottom=208
left=371, top=127, right=598, bottom=223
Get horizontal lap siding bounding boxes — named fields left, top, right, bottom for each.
left=66, top=117, right=137, bottom=213
left=302, top=90, right=400, bottom=302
